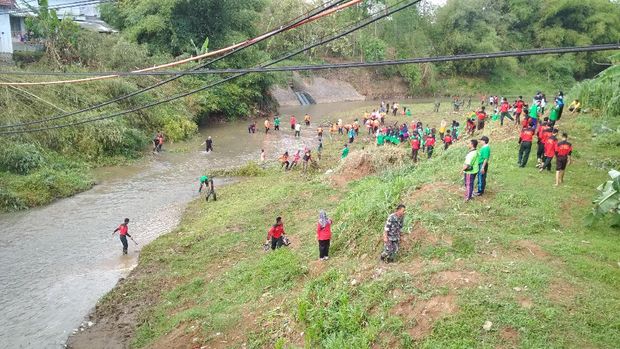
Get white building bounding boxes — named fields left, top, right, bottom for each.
left=0, top=0, right=112, bottom=55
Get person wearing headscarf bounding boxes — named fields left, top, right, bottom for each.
left=317, top=210, right=333, bottom=260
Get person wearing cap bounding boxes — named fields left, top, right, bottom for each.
left=462, top=139, right=479, bottom=202
left=476, top=136, right=490, bottom=196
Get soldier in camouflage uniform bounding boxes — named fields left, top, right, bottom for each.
left=380, top=204, right=406, bottom=263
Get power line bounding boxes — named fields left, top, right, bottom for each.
left=1, top=0, right=423, bottom=135
left=0, top=0, right=352, bottom=129
left=2, top=44, right=617, bottom=77
left=1, top=0, right=115, bottom=15
left=0, top=0, right=361, bottom=86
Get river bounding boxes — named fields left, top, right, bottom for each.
left=0, top=100, right=394, bottom=348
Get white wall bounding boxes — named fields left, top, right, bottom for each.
left=0, top=13, right=13, bottom=53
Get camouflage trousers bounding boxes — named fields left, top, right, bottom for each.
left=380, top=239, right=400, bottom=262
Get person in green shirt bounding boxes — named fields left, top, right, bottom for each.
left=341, top=144, right=349, bottom=159
left=274, top=116, right=281, bottom=131
left=476, top=136, right=490, bottom=196
left=377, top=131, right=385, bottom=146
left=548, top=101, right=560, bottom=128
left=462, top=139, right=479, bottom=202
left=529, top=101, right=540, bottom=129
left=198, top=175, right=216, bottom=201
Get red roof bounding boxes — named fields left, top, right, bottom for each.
left=0, top=0, right=15, bottom=7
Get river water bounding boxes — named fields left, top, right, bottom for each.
left=0, top=100, right=395, bottom=348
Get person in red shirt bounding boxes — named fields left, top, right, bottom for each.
left=112, top=218, right=132, bottom=255
left=540, top=130, right=558, bottom=172
left=555, top=133, right=573, bottom=186
left=499, top=98, right=513, bottom=126
left=290, top=115, right=296, bottom=130
left=317, top=210, right=333, bottom=260
left=476, top=106, right=487, bottom=130
left=536, top=120, right=551, bottom=168
left=410, top=135, right=421, bottom=163
left=443, top=129, right=453, bottom=150
left=426, top=134, right=436, bottom=159
left=513, top=97, right=525, bottom=126
left=518, top=126, right=535, bottom=167
left=266, top=216, right=286, bottom=250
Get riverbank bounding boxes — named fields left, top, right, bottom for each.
left=68, top=103, right=620, bottom=348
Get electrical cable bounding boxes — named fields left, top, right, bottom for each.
left=0, top=0, right=361, bottom=86
left=0, top=0, right=352, bottom=129
left=1, top=0, right=115, bottom=15
left=1, top=44, right=617, bottom=76
left=0, top=0, right=423, bottom=135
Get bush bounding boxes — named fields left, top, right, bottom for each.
left=0, top=143, right=45, bottom=174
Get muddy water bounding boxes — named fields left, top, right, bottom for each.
left=0, top=100, right=401, bottom=348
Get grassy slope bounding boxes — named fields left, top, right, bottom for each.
left=84, top=101, right=620, bottom=349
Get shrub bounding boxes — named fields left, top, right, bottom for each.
left=0, top=143, right=45, bottom=174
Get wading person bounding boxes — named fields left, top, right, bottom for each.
left=476, top=136, right=490, bottom=196
left=380, top=204, right=406, bottom=263
left=317, top=210, right=332, bottom=260
left=274, top=115, right=280, bottom=131
left=304, top=113, right=311, bottom=126
left=266, top=217, right=286, bottom=250
left=112, top=218, right=132, bottom=255
left=290, top=115, right=296, bottom=130
left=201, top=136, right=213, bottom=152
left=294, top=122, right=301, bottom=137
left=462, top=139, right=479, bottom=202
left=264, top=119, right=271, bottom=134
left=555, top=133, right=573, bottom=186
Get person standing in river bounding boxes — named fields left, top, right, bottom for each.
left=201, top=136, right=213, bottom=152
left=112, top=218, right=132, bottom=255
left=264, top=119, right=271, bottom=134
left=274, top=115, right=281, bottom=131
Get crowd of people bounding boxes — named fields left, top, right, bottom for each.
left=124, top=93, right=578, bottom=261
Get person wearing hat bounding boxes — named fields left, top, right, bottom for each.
left=476, top=136, right=490, bottom=196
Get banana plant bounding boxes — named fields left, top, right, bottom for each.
left=586, top=169, right=620, bottom=227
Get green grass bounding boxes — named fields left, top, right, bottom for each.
left=89, top=101, right=619, bottom=348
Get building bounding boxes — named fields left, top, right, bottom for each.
left=0, top=0, right=113, bottom=56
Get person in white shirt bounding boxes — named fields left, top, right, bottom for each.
left=294, top=123, right=302, bottom=137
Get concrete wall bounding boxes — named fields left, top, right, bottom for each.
left=0, top=13, right=12, bottom=53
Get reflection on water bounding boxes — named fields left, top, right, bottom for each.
left=0, top=100, right=400, bottom=348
